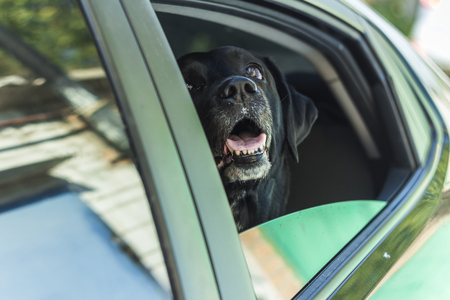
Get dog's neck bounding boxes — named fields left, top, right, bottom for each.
left=223, top=159, right=288, bottom=232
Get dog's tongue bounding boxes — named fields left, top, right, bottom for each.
left=227, top=132, right=266, bottom=151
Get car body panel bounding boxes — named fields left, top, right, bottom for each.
left=0, top=191, right=169, bottom=300
left=370, top=198, right=450, bottom=299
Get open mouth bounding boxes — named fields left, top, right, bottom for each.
left=223, top=119, right=268, bottom=164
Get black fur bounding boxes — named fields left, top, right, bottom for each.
left=178, top=46, right=317, bottom=232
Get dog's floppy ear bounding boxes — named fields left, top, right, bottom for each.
left=263, top=57, right=318, bottom=162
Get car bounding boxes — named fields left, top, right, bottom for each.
left=1, top=0, right=450, bottom=299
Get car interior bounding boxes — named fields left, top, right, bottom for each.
left=154, top=6, right=408, bottom=214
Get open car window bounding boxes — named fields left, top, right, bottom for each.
left=149, top=1, right=425, bottom=298
left=153, top=3, right=389, bottom=205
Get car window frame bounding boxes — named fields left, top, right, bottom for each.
left=363, top=24, right=433, bottom=164
left=305, top=9, right=447, bottom=300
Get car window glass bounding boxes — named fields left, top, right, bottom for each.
left=369, top=28, right=432, bottom=163
left=0, top=1, right=171, bottom=299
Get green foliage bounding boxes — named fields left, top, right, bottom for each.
left=369, top=0, right=420, bottom=37
left=0, top=0, right=100, bottom=76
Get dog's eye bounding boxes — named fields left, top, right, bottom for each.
left=246, top=66, right=263, bottom=80
left=186, top=83, right=205, bottom=92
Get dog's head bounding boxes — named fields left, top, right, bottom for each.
left=178, top=46, right=317, bottom=184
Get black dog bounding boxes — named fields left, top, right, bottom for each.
left=178, top=46, right=317, bottom=232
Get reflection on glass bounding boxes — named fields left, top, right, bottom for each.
left=0, top=1, right=171, bottom=299
left=240, top=200, right=385, bottom=299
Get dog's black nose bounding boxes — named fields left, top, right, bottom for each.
left=219, top=77, right=258, bottom=103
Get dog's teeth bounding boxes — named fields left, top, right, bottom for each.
left=242, top=150, right=248, bottom=155
left=249, top=149, right=254, bottom=155
left=235, top=151, right=241, bottom=156
left=227, top=146, right=234, bottom=155
left=226, top=143, right=234, bottom=155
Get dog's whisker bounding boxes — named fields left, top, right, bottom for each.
left=280, top=93, right=290, bottom=103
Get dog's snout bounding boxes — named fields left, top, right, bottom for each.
left=219, top=77, right=258, bottom=103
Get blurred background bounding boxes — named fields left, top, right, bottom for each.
left=0, top=0, right=448, bottom=77
left=365, top=0, right=450, bottom=76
